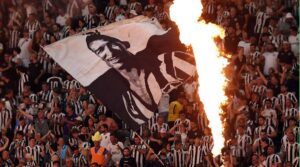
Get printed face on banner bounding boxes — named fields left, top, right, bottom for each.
left=86, top=33, right=131, bottom=68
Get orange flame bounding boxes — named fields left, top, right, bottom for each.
left=170, top=0, right=228, bottom=156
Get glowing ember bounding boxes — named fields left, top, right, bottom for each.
left=170, top=0, right=228, bottom=156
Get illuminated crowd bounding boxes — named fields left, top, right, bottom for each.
left=0, top=0, right=298, bottom=166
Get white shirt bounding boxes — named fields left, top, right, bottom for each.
left=263, top=51, right=278, bottom=75
left=18, top=37, right=32, bottom=68
left=183, top=81, right=197, bottom=102
left=100, top=132, right=111, bottom=149
left=261, top=108, right=277, bottom=126
left=288, top=34, right=299, bottom=57
left=238, top=41, right=251, bottom=56
left=56, top=14, right=70, bottom=27
left=107, top=142, right=124, bottom=164
left=157, top=93, right=170, bottom=113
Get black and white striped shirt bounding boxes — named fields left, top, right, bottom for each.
left=128, top=2, right=141, bottom=10
left=71, top=100, right=83, bottom=116
left=254, top=125, right=275, bottom=137
left=25, top=20, right=41, bottom=39
left=15, top=123, right=32, bottom=136
left=38, top=90, right=53, bottom=103
left=25, top=145, right=43, bottom=164
left=236, top=134, right=252, bottom=157
left=0, top=108, right=12, bottom=129
left=47, top=76, right=63, bottom=90
left=269, top=34, right=285, bottom=48
left=8, top=29, right=20, bottom=49
left=188, top=144, right=208, bottom=166
left=293, top=157, right=299, bottom=167
left=254, top=11, right=269, bottom=34
left=174, top=118, right=191, bottom=130
left=248, top=51, right=261, bottom=65
left=63, top=79, right=81, bottom=90
left=39, top=51, right=54, bottom=74
left=9, top=139, right=26, bottom=160
left=151, top=123, right=169, bottom=134
left=202, top=135, right=214, bottom=151
left=245, top=1, right=257, bottom=16
left=83, top=14, right=99, bottom=29
left=277, top=92, right=298, bottom=112
left=18, top=72, right=29, bottom=96
left=72, top=153, right=88, bottom=167
left=282, top=142, right=299, bottom=163
left=251, top=84, right=267, bottom=96
left=266, top=154, right=281, bottom=167
left=171, top=149, right=185, bottom=167
left=51, top=112, right=65, bottom=136
left=253, top=137, right=274, bottom=155
left=131, top=144, right=146, bottom=167
left=29, top=93, right=38, bottom=104
left=61, top=26, right=71, bottom=39
left=105, top=5, right=118, bottom=22
left=144, top=4, right=157, bottom=11
left=68, top=137, right=79, bottom=147
left=262, top=97, right=278, bottom=109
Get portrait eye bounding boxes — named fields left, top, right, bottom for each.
left=111, top=44, right=121, bottom=50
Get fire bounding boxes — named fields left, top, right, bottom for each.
left=170, top=0, right=228, bottom=156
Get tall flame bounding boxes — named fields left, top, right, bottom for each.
left=170, top=0, right=228, bottom=156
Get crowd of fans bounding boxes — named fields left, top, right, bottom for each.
left=0, top=0, right=298, bottom=166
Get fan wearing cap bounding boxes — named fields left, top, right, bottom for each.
left=90, top=131, right=109, bottom=166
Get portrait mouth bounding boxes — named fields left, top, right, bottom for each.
left=106, top=56, right=119, bottom=64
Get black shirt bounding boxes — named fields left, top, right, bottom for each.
left=28, top=61, right=43, bottom=81
left=120, top=157, right=137, bottom=167
left=278, top=50, right=295, bottom=65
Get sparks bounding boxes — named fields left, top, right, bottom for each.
left=170, top=0, right=228, bottom=156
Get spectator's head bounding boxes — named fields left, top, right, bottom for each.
left=290, top=26, right=298, bottom=35
left=157, top=116, right=164, bottom=124
left=123, top=147, right=131, bottom=157
left=88, top=3, right=97, bottom=14
left=287, top=131, right=295, bottom=142
left=78, top=18, right=86, bottom=28
left=71, top=128, right=79, bottom=138
left=259, top=129, right=267, bottom=138
left=16, top=131, right=24, bottom=140
left=29, top=53, right=38, bottom=62
left=57, top=137, right=65, bottom=146
left=108, top=0, right=116, bottom=6
left=179, top=111, right=186, bottom=120
left=251, top=154, right=259, bottom=165
left=264, top=99, right=272, bottom=108
left=71, top=145, right=79, bottom=154
left=99, top=114, right=107, bottom=122
left=258, top=116, right=266, bottom=126
left=229, top=7, right=237, bottom=17
left=265, top=89, right=274, bottom=97
left=134, top=135, right=141, bottom=145
left=237, top=126, right=245, bottom=135
left=100, top=124, right=108, bottom=133
left=266, top=145, right=275, bottom=155
left=41, top=82, right=49, bottom=91
left=288, top=118, right=297, bottom=127
left=28, top=13, right=36, bottom=22
left=194, top=136, right=202, bottom=145
left=280, top=84, right=287, bottom=93
left=66, top=103, right=74, bottom=115
left=110, top=132, right=118, bottom=144
left=29, top=137, right=36, bottom=147
left=145, top=7, right=154, bottom=18
left=282, top=41, right=291, bottom=51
